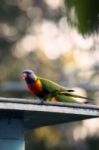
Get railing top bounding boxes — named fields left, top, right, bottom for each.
left=0, top=97, right=99, bottom=129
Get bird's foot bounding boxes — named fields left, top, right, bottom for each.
left=38, top=99, right=44, bottom=105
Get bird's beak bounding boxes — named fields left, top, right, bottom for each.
left=20, top=73, right=27, bottom=79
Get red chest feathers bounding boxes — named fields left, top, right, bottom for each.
left=27, top=80, right=42, bottom=95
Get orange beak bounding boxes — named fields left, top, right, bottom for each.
left=20, top=73, right=27, bottom=79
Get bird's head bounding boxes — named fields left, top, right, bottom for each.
left=21, top=69, right=37, bottom=82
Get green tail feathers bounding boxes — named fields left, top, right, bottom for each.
left=43, top=89, right=91, bottom=103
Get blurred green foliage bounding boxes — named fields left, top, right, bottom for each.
left=65, top=0, right=99, bottom=34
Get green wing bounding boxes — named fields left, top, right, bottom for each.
left=40, top=77, right=65, bottom=92
left=39, top=77, right=90, bottom=103
left=39, top=77, right=79, bottom=102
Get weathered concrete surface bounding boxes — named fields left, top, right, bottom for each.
left=0, top=97, right=99, bottom=129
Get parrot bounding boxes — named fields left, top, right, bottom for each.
left=21, top=69, right=91, bottom=103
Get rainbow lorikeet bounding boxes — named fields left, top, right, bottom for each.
left=21, top=69, right=90, bottom=103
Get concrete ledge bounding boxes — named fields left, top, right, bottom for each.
left=0, top=97, right=99, bottom=129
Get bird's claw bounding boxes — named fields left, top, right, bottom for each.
left=38, top=99, right=44, bottom=105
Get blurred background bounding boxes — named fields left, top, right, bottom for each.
left=0, top=0, right=99, bottom=150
